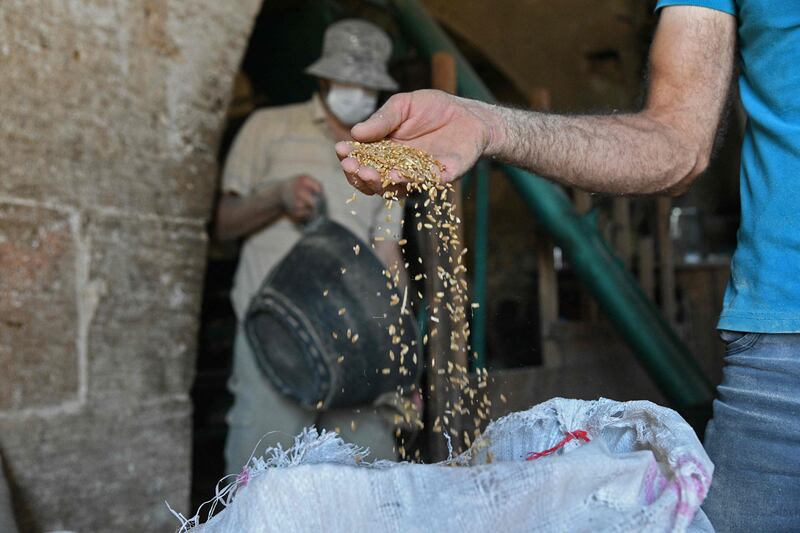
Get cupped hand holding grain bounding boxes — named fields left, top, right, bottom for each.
left=336, top=89, right=499, bottom=195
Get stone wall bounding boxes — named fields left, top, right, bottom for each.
left=0, top=1, right=261, bottom=530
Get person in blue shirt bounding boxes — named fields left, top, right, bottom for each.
left=338, top=2, right=799, bottom=530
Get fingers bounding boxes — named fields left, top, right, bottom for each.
left=289, top=190, right=316, bottom=222
left=289, top=205, right=313, bottom=221
left=297, top=187, right=317, bottom=206
left=297, top=174, right=323, bottom=194
left=340, top=156, right=416, bottom=197
left=341, top=156, right=380, bottom=196
left=337, top=143, right=373, bottom=194
left=281, top=175, right=324, bottom=222
left=335, top=141, right=353, bottom=160
left=350, top=93, right=407, bottom=142
left=296, top=175, right=324, bottom=212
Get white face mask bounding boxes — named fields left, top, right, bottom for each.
left=325, top=84, right=378, bottom=125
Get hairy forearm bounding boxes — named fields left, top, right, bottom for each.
left=483, top=105, right=702, bottom=196
left=474, top=7, right=735, bottom=197
left=214, top=183, right=285, bottom=241
left=341, top=7, right=733, bottom=198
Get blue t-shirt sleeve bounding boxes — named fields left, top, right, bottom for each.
left=655, top=0, right=736, bottom=16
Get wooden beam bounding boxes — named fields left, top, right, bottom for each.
left=638, top=235, right=655, bottom=301
left=612, top=197, right=631, bottom=269
left=528, top=87, right=561, bottom=364
left=431, top=52, right=457, bottom=97
left=571, top=192, right=596, bottom=320
left=528, top=87, right=551, bottom=110
left=574, top=190, right=593, bottom=215
left=425, top=51, right=467, bottom=460
left=537, top=234, right=560, bottom=365
left=657, top=197, right=676, bottom=323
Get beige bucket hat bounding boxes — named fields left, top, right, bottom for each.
left=305, top=19, right=399, bottom=92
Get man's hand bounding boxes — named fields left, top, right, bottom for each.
left=337, top=6, right=735, bottom=198
left=336, top=90, right=499, bottom=195
left=279, top=174, right=323, bottom=223
left=214, top=175, right=323, bottom=241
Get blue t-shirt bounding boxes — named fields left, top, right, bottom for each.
left=656, top=0, right=800, bottom=332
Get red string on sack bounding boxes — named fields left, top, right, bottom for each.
left=526, top=430, right=590, bottom=461
left=237, top=467, right=250, bottom=487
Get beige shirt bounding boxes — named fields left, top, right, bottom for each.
left=222, top=95, right=402, bottom=319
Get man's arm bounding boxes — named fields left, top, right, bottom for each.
left=338, top=6, right=736, bottom=197
left=214, top=175, right=322, bottom=241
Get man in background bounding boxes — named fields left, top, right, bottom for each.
left=216, top=19, right=407, bottom=474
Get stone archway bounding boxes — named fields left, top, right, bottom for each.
left=0, top=1, right=262, bottom=530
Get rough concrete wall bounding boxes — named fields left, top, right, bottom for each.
left=0, top=1, right=261, bottom=531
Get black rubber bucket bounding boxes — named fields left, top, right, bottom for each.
left=244, top=210, right=420, bottom=409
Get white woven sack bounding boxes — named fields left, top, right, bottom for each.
left=174, top=398, right=713, bottom=533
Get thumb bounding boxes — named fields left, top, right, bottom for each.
left=351, top=93, right=408, bottom=142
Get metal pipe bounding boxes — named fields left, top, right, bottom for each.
left=471, top=160, right=490, bottom=370
left=390, top=0, right=714, bottom=425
